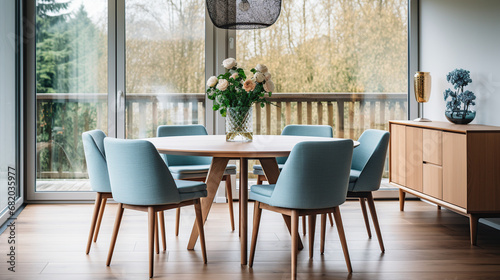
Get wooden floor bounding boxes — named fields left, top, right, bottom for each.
left=1, top=200, right=500, bottom=280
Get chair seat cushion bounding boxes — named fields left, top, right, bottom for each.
left=348, top=169, right=361, bottom=191
left=169, top=164, right=237, bottom=180
left=176, top=180, right=208, bottom=201
left=170, top=164, right=236, bottom=174
left=252, top=164, right=285, bottom=175
left=175, top=180, right=207, bottom=193
left=249, top=184, right=276, bottom=205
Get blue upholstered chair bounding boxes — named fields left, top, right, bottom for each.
left=82, top=130, right=167, bottom=254
left=346, top=129, right=390, bottom=253
left=157, top=125, right=237, bottom=233
left=104, top=138, right=208, bottom=278
left=253, top=124, right=334, bottom=234
left=253, top=124, right=333, bottom=184
left=249, top=140, right=354, bottom=279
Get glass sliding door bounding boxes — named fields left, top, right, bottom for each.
left=0, top=0, right=21, bottom=224
left=236, top=0, right=408, bottom=181
left=35, top=0, right=108, bottom=193
left=124, top=0, right=206, bottom=139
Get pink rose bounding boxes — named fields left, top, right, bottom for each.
left=243, top=79, right=256, bottom=92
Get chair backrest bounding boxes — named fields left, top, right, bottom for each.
left=351, top=129, right=390, bottom=192
left=270, top=140, right=353, bottom=209
left=156, top=125, right=212, bottom=166
left=82, top=130, right=111, bottom=193
left=104, top=138, right=181, bottom=205
left=277, top=125, right=333, bottom=164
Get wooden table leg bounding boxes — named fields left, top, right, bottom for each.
left=187, top=157, right=229, bottom=250
left=240, top=158, right=248, bottom=265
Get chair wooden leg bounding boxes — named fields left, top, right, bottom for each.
left=328, top=213, right=334, bottom=227
left=175, top=208, right=181, bottom=236
left=308, top=214, right=316, bottom=258
left=282, top=214, right=304, bottom=250
left=291, top=210, right=299, bottom=280
left=399, top=189, right=406, bottom=211
left=159, top=211, right=166, bottom=251
left=154, top=212, right=160, bottom=254
left=93, top=197, right=107, bottom=242
left=106, top=203, right=124, bottom=266
left=320, top=214, right=326, bottom=254
left=148, top=207, right=155, bottom=278
left=194, top=199, right=207, bottom=264
left=256, top=175, right=264, bottom=185
left=249, top=202, right=262, bottom=267
left=366, top=192, right=385, bottom=253
left=86, top=193, right=102, bottom=254
left=359, top=198, right=372, bottom=238
left=225, top=175, right=235, bottom=231
left=332, top=207, right=352, bottom=273
left=302, top=216, right=307, bottom=235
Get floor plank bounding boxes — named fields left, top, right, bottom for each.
left=1, top=200, right=499, bottom=279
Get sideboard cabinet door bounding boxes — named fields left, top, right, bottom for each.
left=442, top=132, right=467, bottom=208
left=390, top=124, right=406, bottom=186
left=405, top=126, right=423, bottom=192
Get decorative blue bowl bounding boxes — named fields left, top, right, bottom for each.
left=445, top=110, right=476, bottom=124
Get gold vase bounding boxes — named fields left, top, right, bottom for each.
left=413, top=72, right=431, bottom=122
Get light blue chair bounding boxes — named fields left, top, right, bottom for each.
left=346, top=129, right=390, bottom=253
left=249, top=140, right=354, bottom=279
left=82, top=130, right=167, bottom=254
left=253, top=124, right=335, bottom=234
left=104, top=138, right=208, bottom=278
left=253, top=124, right=333, bottom=184
left=157, top=125, right=237, bottom=233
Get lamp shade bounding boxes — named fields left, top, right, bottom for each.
left=206, top=0, right=282, bottom=30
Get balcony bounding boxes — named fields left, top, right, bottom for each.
left=36, top=92, right=406, bottom=191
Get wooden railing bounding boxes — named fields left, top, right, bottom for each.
left=36, top=92, right=406, bottom=178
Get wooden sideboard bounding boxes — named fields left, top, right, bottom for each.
left=389, top=120, right=500, bottom=245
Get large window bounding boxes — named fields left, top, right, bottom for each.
left=30, top=0, right=409, bottom=198
left=236, top=0, right=408, bottom=139
left=125, top=0, right=206, bottom=139
left=35, top=0, right=108, bottom=192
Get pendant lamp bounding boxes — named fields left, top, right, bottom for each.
left=206, top=0, right=282, bottom=30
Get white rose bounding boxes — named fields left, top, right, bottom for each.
left=254, top=72, right=265, bottom=83
left=230, top=73, right=239, bottom=80
left=222, top=58, right=237, bottom=69
left=264, top=72, right=272, bottom=81
left=216, top=79, right=229, bottom=91
left=207, top=76, right=218, bottom=87
left=263, top=80, right=275, bottom=92
left=256, top=64, right=268, bottom=73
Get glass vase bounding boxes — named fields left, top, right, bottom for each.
left=226, top=106, right=253, bottom=142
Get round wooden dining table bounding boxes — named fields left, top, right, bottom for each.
left=146, top=134, right=359, bottom=265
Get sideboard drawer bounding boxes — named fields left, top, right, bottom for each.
left=423, top=163, right=442, bottom=199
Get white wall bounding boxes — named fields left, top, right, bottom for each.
left=0, top=0, right=17, bottom=213
left=420, top=0, right=500, bottom=125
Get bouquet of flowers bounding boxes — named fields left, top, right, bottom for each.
left=206, top=58, right=274, bottom=117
